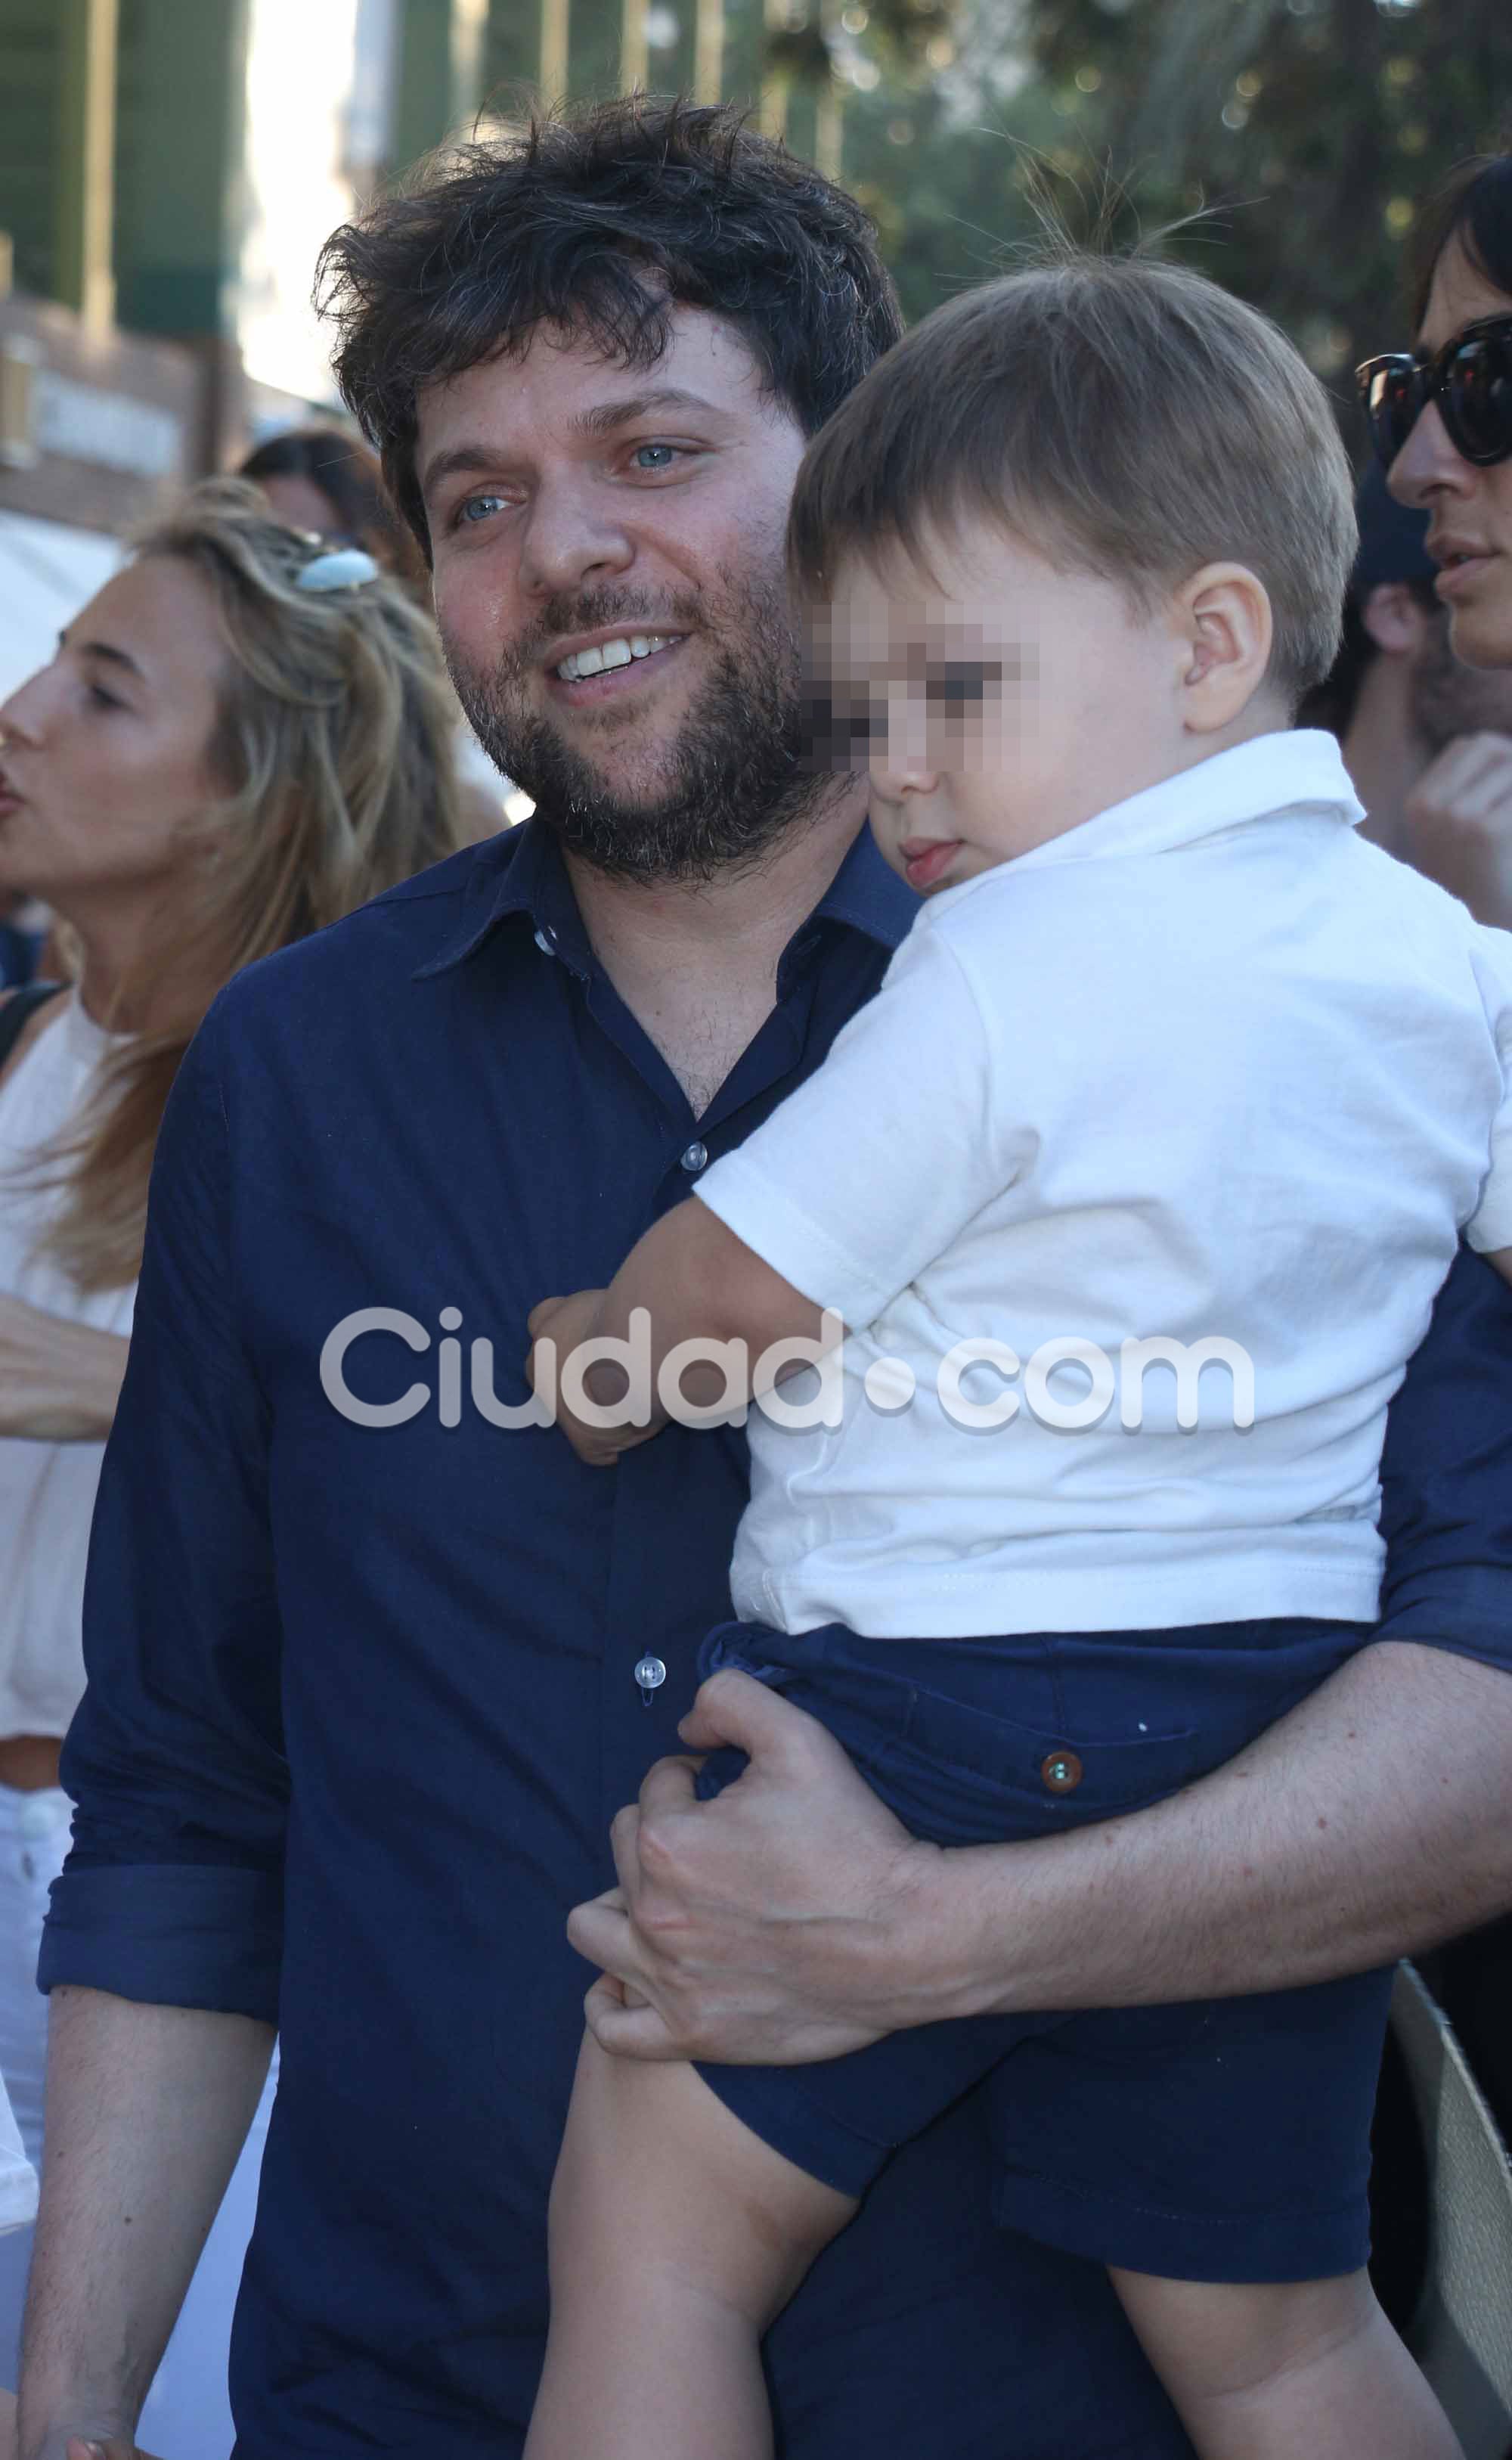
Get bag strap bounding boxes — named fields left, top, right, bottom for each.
left=0, top=982, right=66, bottom=1071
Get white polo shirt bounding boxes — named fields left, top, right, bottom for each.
left=696, top=731, right=1512, bottom=1639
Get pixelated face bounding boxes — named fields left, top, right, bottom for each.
left=807, top=521, right=1184, bottom=895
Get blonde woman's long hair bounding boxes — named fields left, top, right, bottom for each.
left=34, top=477, right=469, bottom=1292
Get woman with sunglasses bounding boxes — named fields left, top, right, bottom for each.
left=1358, top=149, right=1512, bottom=2164
left=1359, top=154, right=1512, bottom=667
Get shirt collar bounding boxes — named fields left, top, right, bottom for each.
left=809, top=817, right=917, bottom=950
left=414, top=811, right=914, bottom=982
left=1003, top=729, right=1364, bottom=880
left=411, top=821, right=586, bottom=980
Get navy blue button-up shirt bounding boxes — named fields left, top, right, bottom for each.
left=42, top=819, right=1512, bottom=2458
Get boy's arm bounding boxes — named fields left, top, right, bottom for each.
left=527, top=1199, right=830, bottom=1466
left=528, top=917, right=1008, bottom=1466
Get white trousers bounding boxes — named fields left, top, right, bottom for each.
left=0, top=1783, right=276, bottom=2460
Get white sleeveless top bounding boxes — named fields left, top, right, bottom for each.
left=0, top=994, right=136, bottom=1739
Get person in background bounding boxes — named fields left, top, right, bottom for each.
left=0, top=476, right=464, bottom=2456
left=1302, top=461, right=1512, bottom=925
left=1365, top=142, right=1512, bottom=2156
left=237, top=423, right=429, bottom=591
left=240, top=426, right=510, bottom=838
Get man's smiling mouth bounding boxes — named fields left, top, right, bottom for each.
left=553, top=634, right=686, bottom=682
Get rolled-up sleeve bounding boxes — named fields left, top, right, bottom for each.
left=40, top=1004, right=287, bottom=2021
left=1376, top=1245, right=1512, bottom=1672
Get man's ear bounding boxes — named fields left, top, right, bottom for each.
left=1359, top=580, right=1433, bottom=659
left=1172, top=563, right=1275, bottom=735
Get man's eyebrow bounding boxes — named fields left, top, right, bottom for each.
left=420, top=389, right=729, bottom=498
left=60, top=628, right=146, bottom=682
left=572, top=386, right=726, bottom=439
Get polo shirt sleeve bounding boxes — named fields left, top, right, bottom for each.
left=39, top=1005, right=287, bottom=2024
left=1375, top=1246, right=1512, bottom=1673
left=1463, top=921, right=1512, bottom=1254
left=696, top=914, right=1021, bottom=1328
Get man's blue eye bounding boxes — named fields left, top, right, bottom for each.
left=632, top=445, right=677, bottom=471
left=460, top=495, right=503, bottom=525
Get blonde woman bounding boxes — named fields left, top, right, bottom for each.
left=0, top=479, right=465, bottom=2453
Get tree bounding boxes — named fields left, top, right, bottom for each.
left=1009, top=0, right=1510, bottom=426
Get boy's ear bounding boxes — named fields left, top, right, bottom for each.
left=1173, top=563, right=1274, bottom=733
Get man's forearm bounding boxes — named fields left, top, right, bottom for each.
left=922, top=1641, right=1512, bottom=2020
left=18, top=1987, right=274, bottom=2455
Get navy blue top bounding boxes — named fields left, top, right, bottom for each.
left=0, top=920, right=41, bottom=988
left=42, top=819, right=1512, bottom=2458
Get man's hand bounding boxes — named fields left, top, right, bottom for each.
left=1402, top=731, right=1512, bottom=926
left=0, top=2384, right=156, bottom=2460
left=565, top=1667, right=945, bottom=2064
left=526, top=1289, right=658, bottom=1468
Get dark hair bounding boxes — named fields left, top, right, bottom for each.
left=1411, top=152, right=1512, bottom=327
left=789, top=248, right=1356, bottom=706
left=316, top=95, right=903, bottom=563
left=237, top=425, right=426, bottom=592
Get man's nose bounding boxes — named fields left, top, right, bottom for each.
left=1388, top=399, right=1470, bottom=510
left=517, top=478, right=635, bottom=598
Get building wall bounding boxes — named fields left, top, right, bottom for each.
left=0, top=1, right=66, bottom=302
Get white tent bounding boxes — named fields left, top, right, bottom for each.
left=0, top=508, right=124, bottom=703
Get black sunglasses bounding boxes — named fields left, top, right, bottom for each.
left=1357, top=314, right=1512, bottom=473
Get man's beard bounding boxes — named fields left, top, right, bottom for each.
left=447, top=565, right=841, bottom=886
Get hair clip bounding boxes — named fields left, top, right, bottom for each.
left=296, top=547, right=381, bottom=593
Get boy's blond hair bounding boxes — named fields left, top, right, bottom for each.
left=789, top=249, right=1358, bottom=706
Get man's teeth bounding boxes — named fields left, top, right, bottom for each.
left=555, top=634, right=678, bottom=681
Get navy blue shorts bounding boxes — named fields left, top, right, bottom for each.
left=692, top=1615, right=1393, bottom=2285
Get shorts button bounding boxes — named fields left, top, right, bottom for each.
left=1040, top=1748, right=1083, bottom=1794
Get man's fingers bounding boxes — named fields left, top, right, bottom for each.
left=567, top=1888, right=647, bottom=1984
left=584, top=1974, right=686, bottom=2060
left=635, top=1754, right=706, bottom=1819
left=676, top=1666, right=836, bottom=1769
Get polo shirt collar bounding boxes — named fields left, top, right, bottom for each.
left=414, top=811, right=913, bottom=982
left=1008, top=728, right=1364, bottom=877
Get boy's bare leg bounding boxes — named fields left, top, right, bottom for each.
left=1111, top=2266, right=1462, bottom=2460
left=525, top=2033, right=857, bottom=2460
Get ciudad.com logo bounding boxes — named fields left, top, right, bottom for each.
left=319, top=1306, right=1256, bottom=1435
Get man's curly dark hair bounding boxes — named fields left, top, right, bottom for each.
left=316, top=95, right=903, bottom=562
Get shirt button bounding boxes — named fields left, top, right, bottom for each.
left=680, top=1140, right=708, bottom=1174
left=634, top=1655, right=668, bottom=1704
left=533, top=925, right=556, bottom=955
left=1040, top=1749, right=1083, bottom=1795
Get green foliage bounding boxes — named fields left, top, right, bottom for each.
left=1001, top=0, right=1510, bottom=427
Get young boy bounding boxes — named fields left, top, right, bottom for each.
left=522, top=253, right=1509, bottom=2460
